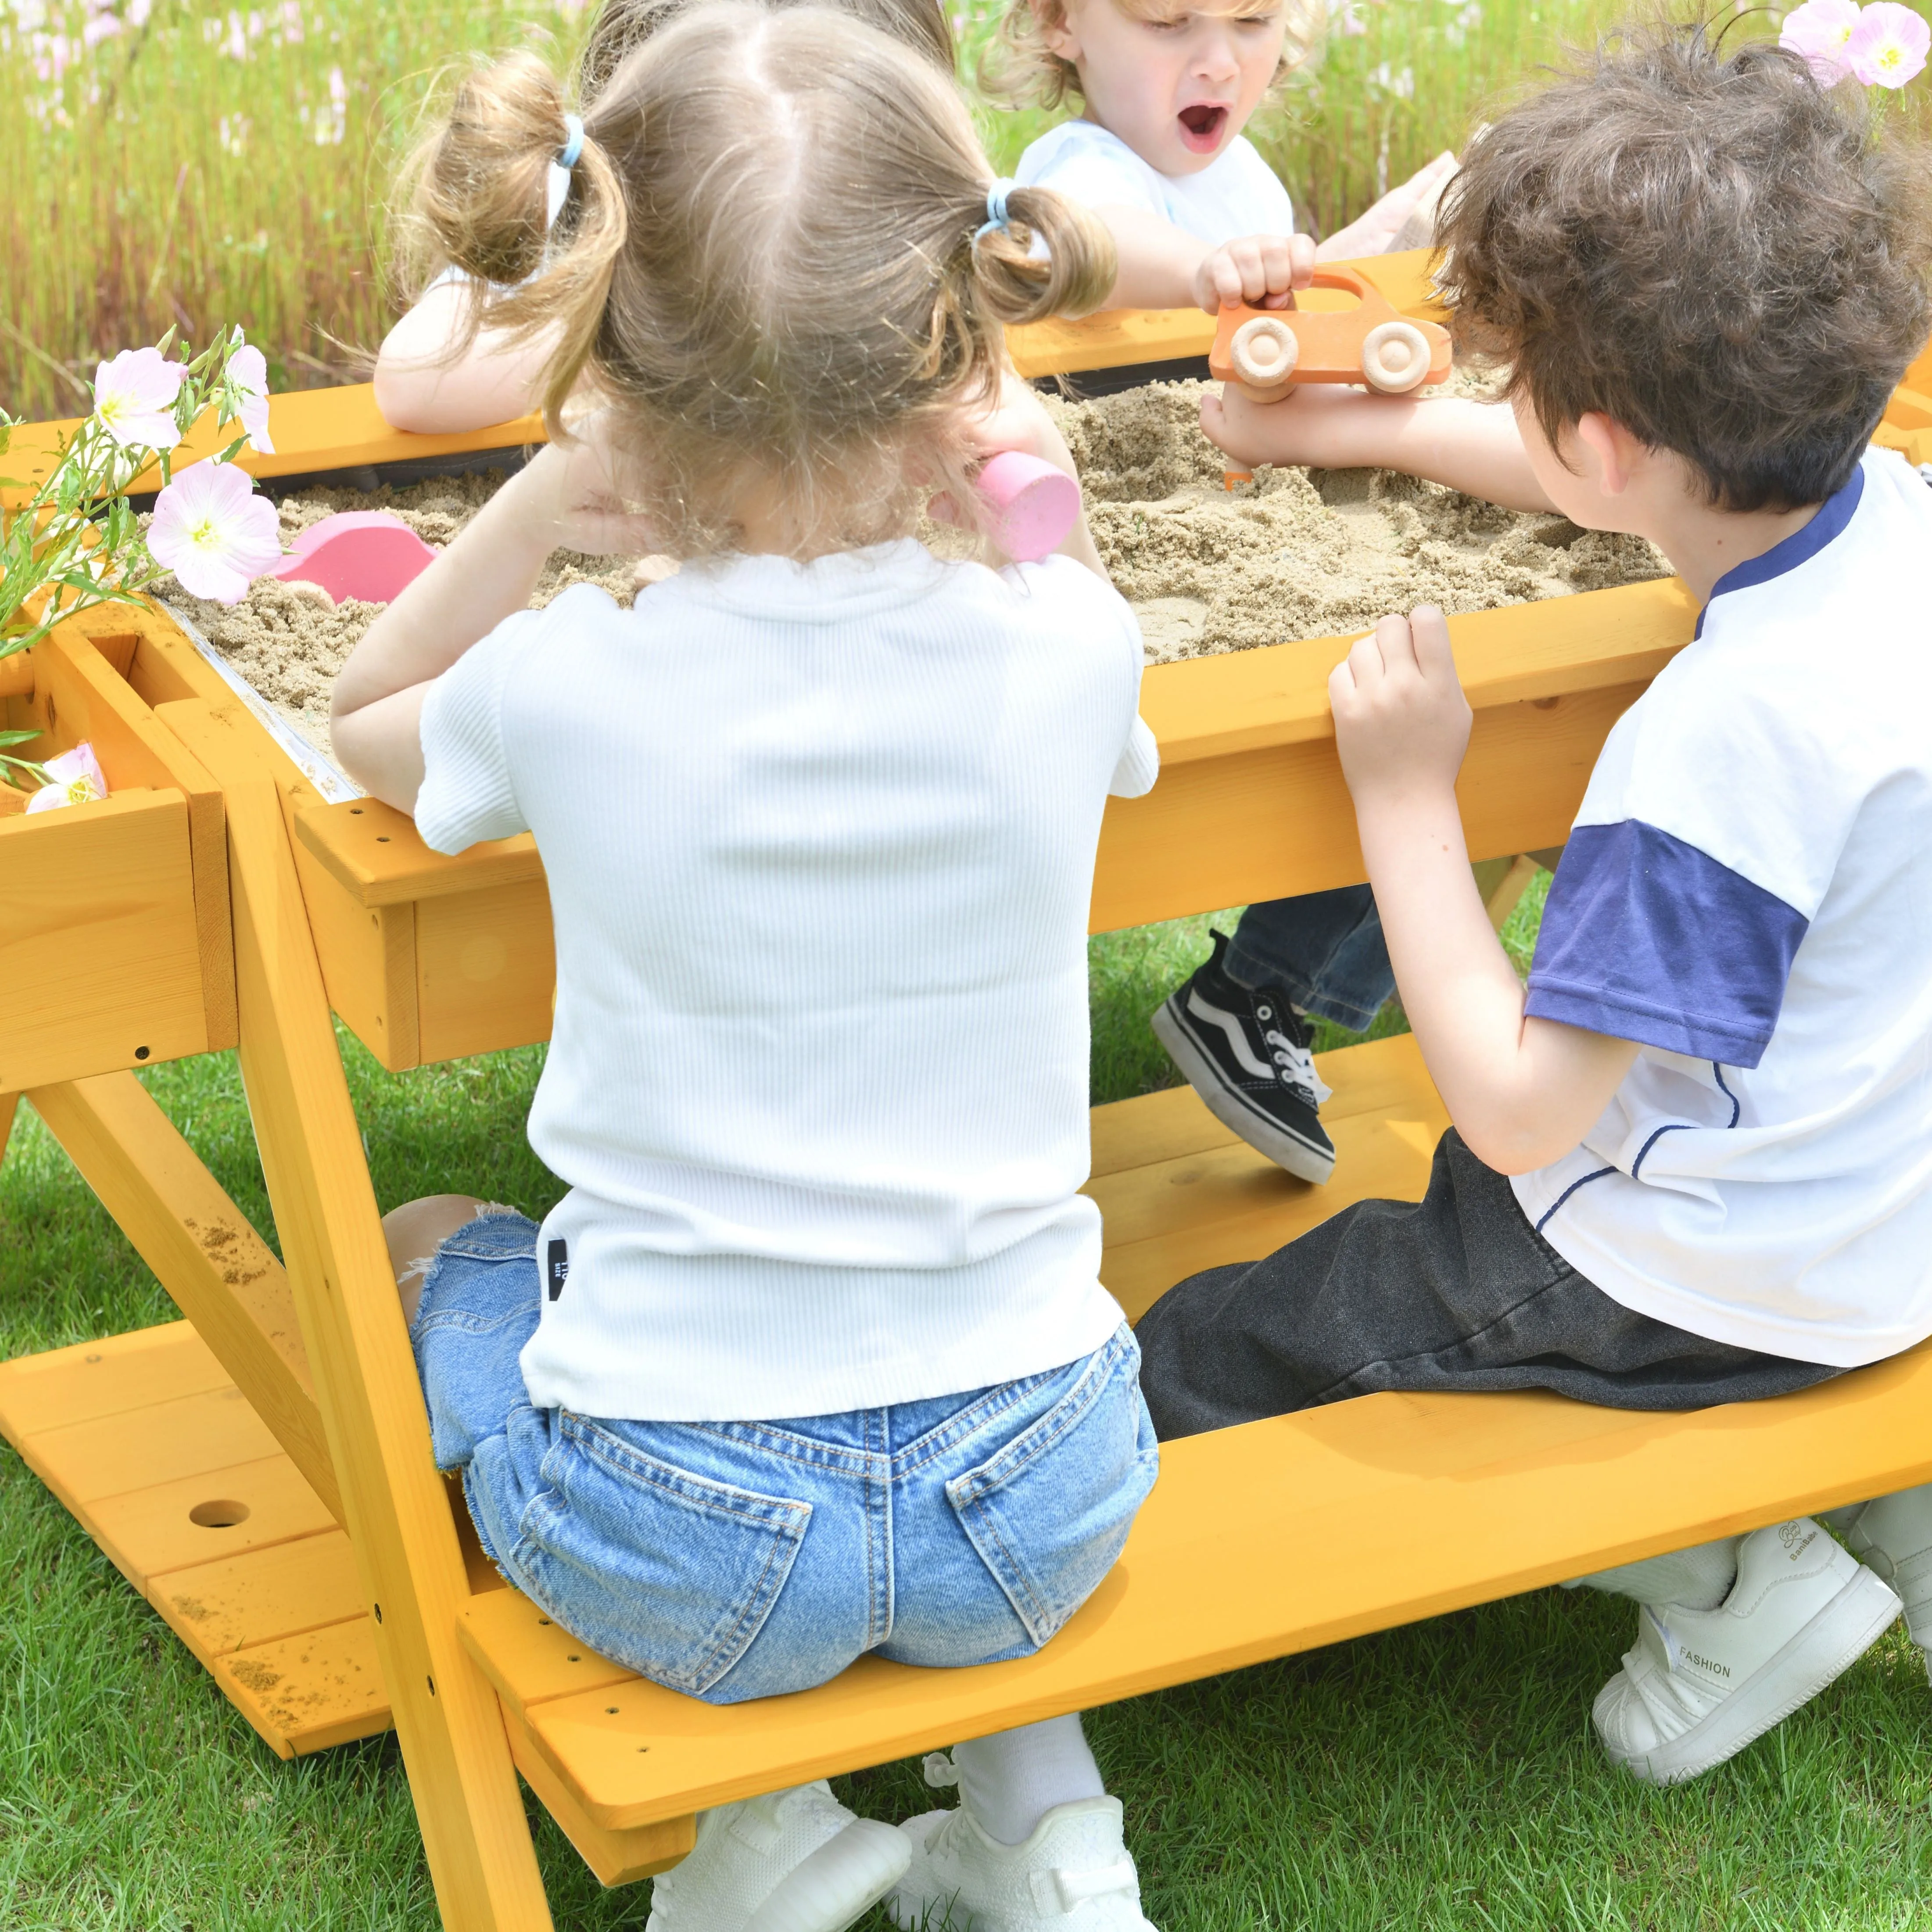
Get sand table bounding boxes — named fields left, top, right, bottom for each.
left=157, top=382, right=1669, bottom=763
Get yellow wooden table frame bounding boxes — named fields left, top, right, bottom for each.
left=6, top=256, right=1932, bottom=1930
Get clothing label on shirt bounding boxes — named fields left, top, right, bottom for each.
left=547, top=1238, right=570, bottom=1302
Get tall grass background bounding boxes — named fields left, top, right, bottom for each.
left=0, top=0, right=1747, bottom=423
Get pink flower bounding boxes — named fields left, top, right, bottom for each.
left=93, top=346, right=184, bottom=450
left=149, top=460, right=282, bottom=604
left=1781, top=0, right=1864, bottom=81
left=1847, top=1, right=1930, bottom=84
left=228, top=342, right=275, bottom=454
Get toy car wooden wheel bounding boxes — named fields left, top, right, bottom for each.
left=1361, top=319, right=1433, bottom=394
left=1229, top=315, right=1298, bottom=393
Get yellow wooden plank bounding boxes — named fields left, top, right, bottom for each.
left=414, top=884, right=556, bottom=1068
left=21, top=1382, right=281, bottom=1503
left=296, top=799, right=542, bottom=909
left=25, top=1071, right=341, bottom=1522
left=458, top=1591, right=636, bottom=1710
left=1141, top=577, right=1694, bottom=767
left=151, top=1527, right=367, bottom=1657
left=1091, top=679, right=1641, bottom=934
left=168, top=697, right=555, bottom=1930
left=502, top=1698, right=694, bottom=1886
left=0, top=789, right=207, bottom=1090
left=41, top=625, right=236, bottom=1050
left=460, top=1331, right=1932, bottom=1832
left=212, top=1612, right=393, bottom=1759
left=294, top=832, right=424, bottom=1073
left=0, top=1321, right=228, bottom=1440
left=86, top=1453, right=338, bottom=1590
left=1, top=385, right=542, bottom=508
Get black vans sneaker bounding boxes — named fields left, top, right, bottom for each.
left=1150, top=931, right=1336, bottom=1183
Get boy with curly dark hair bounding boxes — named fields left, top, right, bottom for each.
left=1136, top=26, right=1932, bottom=1785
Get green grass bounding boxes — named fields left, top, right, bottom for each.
left=8, top=882, right=1932, bottom=1927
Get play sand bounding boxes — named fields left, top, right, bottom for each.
left=1043, top=380, right=1669, bottom=663
left=158, top=382, right=1669, bottom=756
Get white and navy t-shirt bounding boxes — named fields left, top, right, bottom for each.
left=1513, top=448, right=1932, bottom=1368
left=1015, top=119, right=1293, bottom=247
left=416, top=542, right=1158, bottom=1422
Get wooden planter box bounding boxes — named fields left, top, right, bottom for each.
left=0, top=619, right=235, bottom=1090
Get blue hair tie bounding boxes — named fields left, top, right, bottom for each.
left=559, top=112, right=584, bottom=169
left=974, top=177, right=1017, bottom=243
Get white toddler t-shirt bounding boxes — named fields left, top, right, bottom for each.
left=1015, top=119, right=1293, bottom=247
left=1513, top=448, right=1932, bottom=1368
left=416, top=542, right=1158, bottom=1421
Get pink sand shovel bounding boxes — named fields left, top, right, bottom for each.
left=269, top=510, right=440, bottom=604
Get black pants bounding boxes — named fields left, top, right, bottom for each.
left=1136, top=1130, right=1841, bottom=1441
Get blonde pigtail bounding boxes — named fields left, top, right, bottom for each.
left=490, top=128, right=627, bottom=436
left=968, top=183, right=1115, bottom=327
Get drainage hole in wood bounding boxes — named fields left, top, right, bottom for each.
left=190, top=1498, right=251, bottom=1528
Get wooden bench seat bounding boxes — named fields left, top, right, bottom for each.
left=451, top=1033, right=1932, bottom=1857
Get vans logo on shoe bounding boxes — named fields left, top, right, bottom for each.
left=1778, top=1522, right=1817, bottom=1561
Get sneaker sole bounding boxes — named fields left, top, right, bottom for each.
left=744, top=1820, right=914, bottom=1932
left=1602, top=1565, right=1902, bottom=1786
left=1151, top=1000, right=1336, bottom=1185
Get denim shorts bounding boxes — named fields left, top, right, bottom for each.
left=411, top=1211, right=1159, bottom=1706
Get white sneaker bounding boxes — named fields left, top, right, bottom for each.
left=647, top=1780, right=912, bottom=1932
left=1833, top=1482, right=1932, bottom=1685
left=1592, top=1518, right=1902, bottom=1785
left=887, top=1767, right=1155, bottom=1932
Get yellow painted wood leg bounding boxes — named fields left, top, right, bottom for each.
left=167, top=701, right=552, bottom=1932
left=25, top=1070, right=340, bottom=1523
left=0, top=1091, right=18, bottom=1164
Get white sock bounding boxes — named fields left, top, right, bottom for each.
left=950, top=1715, right=1105, bottom=1847
left=1570, top=1534, right=1742, bottom=1612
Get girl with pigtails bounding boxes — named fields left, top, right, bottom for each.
left=372, top=0, right=958, bottom=433
left=331, top=9, right=1167, bottom=1931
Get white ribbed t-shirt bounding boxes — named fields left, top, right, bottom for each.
left=416, top=541, right=1158, bottom=1420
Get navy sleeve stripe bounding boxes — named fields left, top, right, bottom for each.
left=1524, top=820, right=1808, bottom=1071
left=1534, top=1165, right=1616, bottom=1235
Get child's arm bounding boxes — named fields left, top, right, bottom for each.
left=373, top=280, right=563, bottom=435
left=1330, top=605, right=1639, bottom=1173
left=1202, top=382, right=1556, bottom=512
left=331, top=432, right=653, bottom=810
left=1089, top=204, right=1315, bottom=315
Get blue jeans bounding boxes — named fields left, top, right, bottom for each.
left=1226, top=889, right=1394, bottom=1034
left=411, top=1212, right=1160, bottom=1706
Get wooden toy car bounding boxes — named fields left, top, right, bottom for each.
left=1209, top=264, right=1452, bottom=400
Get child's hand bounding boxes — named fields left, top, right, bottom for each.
left=1328, top=606, right=1472, bottom=806
left=506, top=422, right=659, bottom=559
left=1191, top=233, right=1316, bottom=315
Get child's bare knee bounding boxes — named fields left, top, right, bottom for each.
left=382, top=1194, right=487, bottom=1322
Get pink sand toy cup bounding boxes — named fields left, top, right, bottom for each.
left=930, top=451, right=1082, bottom=561
left=972, top=450, right=1081, bottom=562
